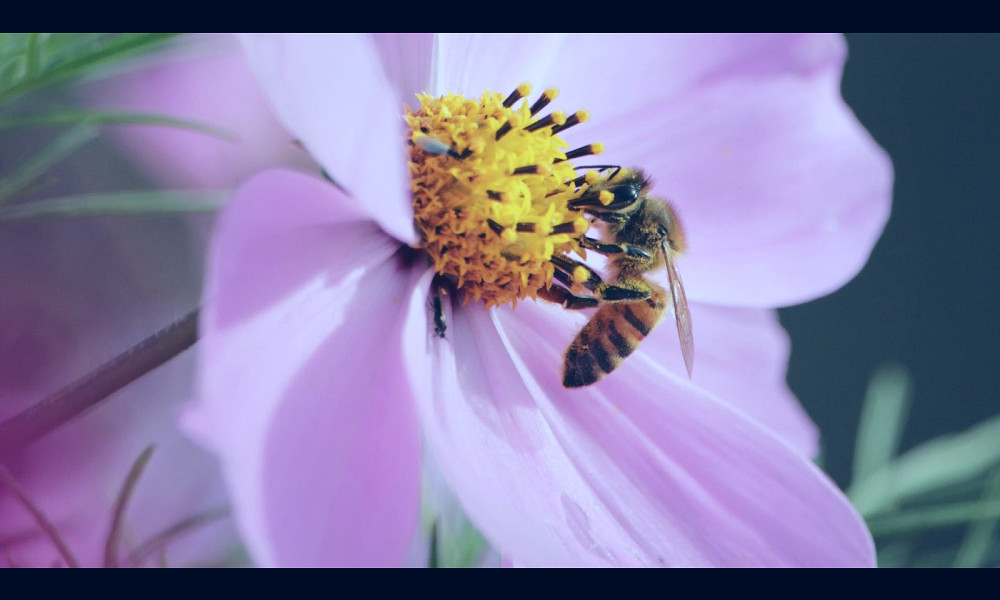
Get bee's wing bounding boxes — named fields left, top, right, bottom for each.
left=665, top=252, right=694, bottom=378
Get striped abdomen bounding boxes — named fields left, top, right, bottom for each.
left=562, top=283, right=667, bottom=388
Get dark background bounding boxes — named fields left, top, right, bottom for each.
left=781, top=34, right=1000, bottom=487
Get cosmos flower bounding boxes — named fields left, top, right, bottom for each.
left=185, top=34, right=892, bottom=567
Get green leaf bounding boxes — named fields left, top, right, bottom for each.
left=0, top=109, right=238, bottom=142
left=0, top=33, right=178, bottom=104
left=954, top=469, right=1000, bottom=567
left=849, top=414, right=1000, bottom=517
left=0, top=190, right=228, bottom=222
left=853, top=363, right=912, bottom=485
left=0, top=124, right=98, bottom=205
left=866, top=498, right=1000, bottom=537
left=435, top=510, right=487, bottom=568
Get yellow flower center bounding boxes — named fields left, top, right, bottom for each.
left=406, top=84, right=604, bottom=307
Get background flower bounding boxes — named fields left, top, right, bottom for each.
left=184, top=34, right=891, bottom=567
left=0, top=35, right=299, bottom=566
left=0, top=171, right=236, bottom=567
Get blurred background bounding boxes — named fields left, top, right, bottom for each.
left=782, top=33, right=1000, bottom=566
left=0, top=34, right=996, bottom=567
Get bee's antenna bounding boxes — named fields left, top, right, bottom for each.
left=572, top=164, right=620, bottom=171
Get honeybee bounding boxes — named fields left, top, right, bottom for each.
left=539, top=167, right=693, bottom=388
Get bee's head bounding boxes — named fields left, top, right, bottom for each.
left=646, top=198, right=687, bottom=255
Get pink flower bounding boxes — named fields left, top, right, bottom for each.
left=186, top=34, right=892, bottom=567
left=82, top=35, right=312, bottom=189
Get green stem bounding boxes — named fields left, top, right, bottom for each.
left=0, top=309, right=199, bottom=458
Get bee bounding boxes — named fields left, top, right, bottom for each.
left=539, top=167, right=693, bottom=388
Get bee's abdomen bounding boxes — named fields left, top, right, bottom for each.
left=562, top=291, right=665, bottom=388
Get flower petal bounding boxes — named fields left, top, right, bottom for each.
left=433, top=34, right=566, bottom=97
left=189, top=169, right=423, bottom=566
left=240, top=34, right=419, bottom=244
left=416, top=298, right=874, bottom=566
left=84, top=35, right=312, bottom=188
left=639, top=304, right=818, bottom=457
left=577, top=34, right=891, bottom=307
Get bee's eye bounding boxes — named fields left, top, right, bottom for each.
left=657, top=225, right=667, bottom=237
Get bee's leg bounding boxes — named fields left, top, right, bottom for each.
left=584, top=210, right=629, bottom=225
left=550, top=255, right=649, bottom=301
left=578, top=236, right=650, bottom=259
left=430, top=274, right=451, bottom=339
left=593, top=279, right=651, bottom=302
left=537, top=284, right=599, bottom=310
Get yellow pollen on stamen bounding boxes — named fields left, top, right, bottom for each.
left=406, top=85, right=598, bottom=307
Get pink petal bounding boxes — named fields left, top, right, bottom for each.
left=84, top=35, right=312, bottom=188
left=190, top=169, right=424, bottom=566
left=576, top=35, right=891, bottom=307
left=240, top=34, right=420, bottom=244
left=416, top=298, right=873, bottom=566
left=638, top=303, right=818, bottom=457
left=433, top=35, right=566, bottom=97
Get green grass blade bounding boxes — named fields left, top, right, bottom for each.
left=0, top=124, right=98, bottom=205
left=954, top=469, right=1000, bottom=567
left=0, top=109, right=238, bottom=141
left=867, top=498, right=1000, bottom=537
left=0, top=33, right=178, bottom=103
left=0, top=190, right=228, bottom=222
left=849, top=414, right=1000, bottom=517
left=24, top=33, right=40, bottom=79
left=853, top=363, right=912, bottom=485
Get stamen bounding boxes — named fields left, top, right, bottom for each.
left=550, top=218, right=589, bottom=235
left=551, top=255, right=604, bottom=290
left=495, top=113, right=523, bottom=141
left=529, top=88, right=559, bottom=116
left=513, top=164, right=551, bottom=176
left=551, top=110, right=589, bottom=135
left=556, top=143, right=605, bottom=163
left=503, top=82, right=532, bottom=108
left=525, top=111, right=567, bottom=133
left=406, top=86, right=604, bottom=307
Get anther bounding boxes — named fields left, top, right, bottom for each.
left=556, top=143, right=605, bottom=163
left=503, top=83, right=532, bottom=108
left=525, top=111, right=567, bottom=133
left=529, top=88, right=559, bottom=116
left=513, top=164, right=552, bottom=176
left=496, top=113, right=524, bottom=141
left=549, top=219, right=588, bottom=235
left=516, top=223, right=537, bottom=233
left=551, top=255, right=604, bottom=291
left=487, top=190, right=505, bottom=201
left=551, top=110, right=589, bottom=135
left=486, top=219, right=505, bottom=236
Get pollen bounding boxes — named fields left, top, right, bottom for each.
left=406, top=84, right=603, bottom=307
